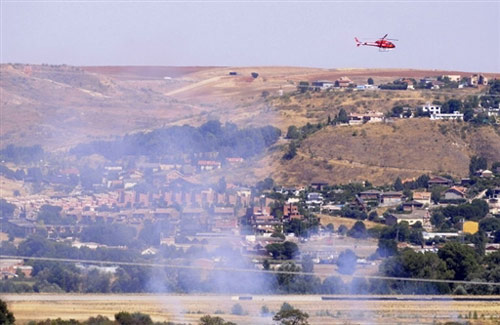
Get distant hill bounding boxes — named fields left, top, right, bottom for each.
left=2, top=63, right=500, bottom=185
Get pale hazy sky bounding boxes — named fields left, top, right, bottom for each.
left=1, top=1, right=499, bottom=72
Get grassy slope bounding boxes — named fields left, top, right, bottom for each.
left=273, top=119, right=500, bottom=185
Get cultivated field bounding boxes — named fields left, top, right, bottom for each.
left=3, top=294, right=500, bottom=325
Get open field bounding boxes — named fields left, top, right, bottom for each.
left=3, top=294, right=500, bottom=325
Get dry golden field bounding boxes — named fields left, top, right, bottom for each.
left=3, top=294, right=500, bottom=325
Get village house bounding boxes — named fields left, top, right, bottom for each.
left=283, top=203, right=302, bottom=220
left=430, top=111, right=464, bottom=120
left=427, top=176, right=453, bottom=188
left=336, top=76, right=353, bottom=88
left=385, top=210, right=430, bottom=228
left=421, top=103, right=441, bottom=116
left=380, top=191, right=404, bottom=207
left=311, top=80, right=334, bottom=91
left=310, top=181, right=328, bottom=191
left=469, top=74, right=488, bottom=87
left=348, top=111, right=384, bottom=125
left=413, top=191, right=431, bottom=205
left=402, top=200, right=424, bottom=212
left=442, top=75, right=461, bottom=82
left=385, top=210, right=427, bottom=226
left=198, top=160, right=222, bottom=171
left=306, top=192, right=324, bottom=206
left=226, top=157, right=244, bottom=165
left=0, top=259, right=33, bottom=279
left=358, top=190, right=382, bottom=202
left=444, top=186, right=467, bottom=200
left=479, top=169, right=494, bottom=179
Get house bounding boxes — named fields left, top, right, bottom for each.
left=492, top=188, right=500, bottom=199
left=141, top=247, right=159, bottom=256
left=310, top=181, right=328, bottom=191
left=348, top=111, right=384, bottom=125
left=336, top=76, right=353, bottom=88
left=380, top=191, right=404, bottom=206
left=352, top=195, right=367, bottom=211
left=384, top=210, right=426, bottom=226
left=311, top=80, right=334, bottom=90
left=402, top=200, right=424, bottom=212
left=442, top=75, right=461, bottom=82
left=444, top=186, right=467, bottom=200
left=358, top=190, right=382, bottom=201
left=5, top=219, right=38, bottom=237
left=413, top=191, right=431, bottom=205
left=306, top=192, right=324, bottom=205
left=198, top=160, right=222, bottom=171
left=283, top=203, right=302, bottom=220
left=0, top=259, right=33, bottom=278
left=469, top=74, right=488, bottom=87
left=226, top=157, right=244, bottom=165
left=321, top=203, right=343, bottom=213
left=480, top=170, right=493, bottom=178
left=420, top=77, right=437, bottom=85
left=421, top=103, right=441, bottom=115
left=430, top=111, right=464, bottom=120
left=428, top=176, right=453, bottom=188
left=423, top=231, right=459, bottom=240
left=485, top=243, right=500, bottom=255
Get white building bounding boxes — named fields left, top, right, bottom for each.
left=442, top=75, right=461, bottom=82
left=421, top=103, right=441, bottom=115
left=430, top=111, right=464, bottom=120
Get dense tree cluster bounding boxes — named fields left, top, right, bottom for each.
left=71, top=121, right=281, bottom=161
left=0, top=144, right=44, bottom=164
left=431, top=199, right=490, bottom=230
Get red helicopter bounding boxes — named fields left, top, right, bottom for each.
left=355, top=34, right=397, bottom=50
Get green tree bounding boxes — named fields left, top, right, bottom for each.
left=469, top=156, right=487, bottom=175
left=0, top=299, right=15, bottom=325
left=199, top=315, right=236, bottom=325
left=283, top=241, right=299, bottom=259
left=301, top=255, right=314, bottom=274
left=367, top=77, right=374, bottom=85
left=377, top=238, right=398, bottom=257
left=393, top=177, right=403, bottom=191
left=348, top=221, right=367, bottom=238
left=463, top=107, right=474, bottom=121
left=286, top=126, right=300, bottom=139
left=273, top=308, right=310, bottom=325
left=115, top=311, right=153, bottom=325
left=336, top=108, right=349, bottom=124
left=231, top=303, right=244, bottom=315
left=283, top=142, right=298, bottom=160
left=338, top=224, right=348, bottom=236
left=391, top=106, right=404, bottom=117
left=431, top=186, right=445, bottom=204
left=438, top=242, right=480, bottom=281
left=337, top=249, right=357, bottom=275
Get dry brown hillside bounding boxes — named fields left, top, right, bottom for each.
left=2, top=63, right=500, bottom=186
left=270, top=119, right=500, bottom=185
